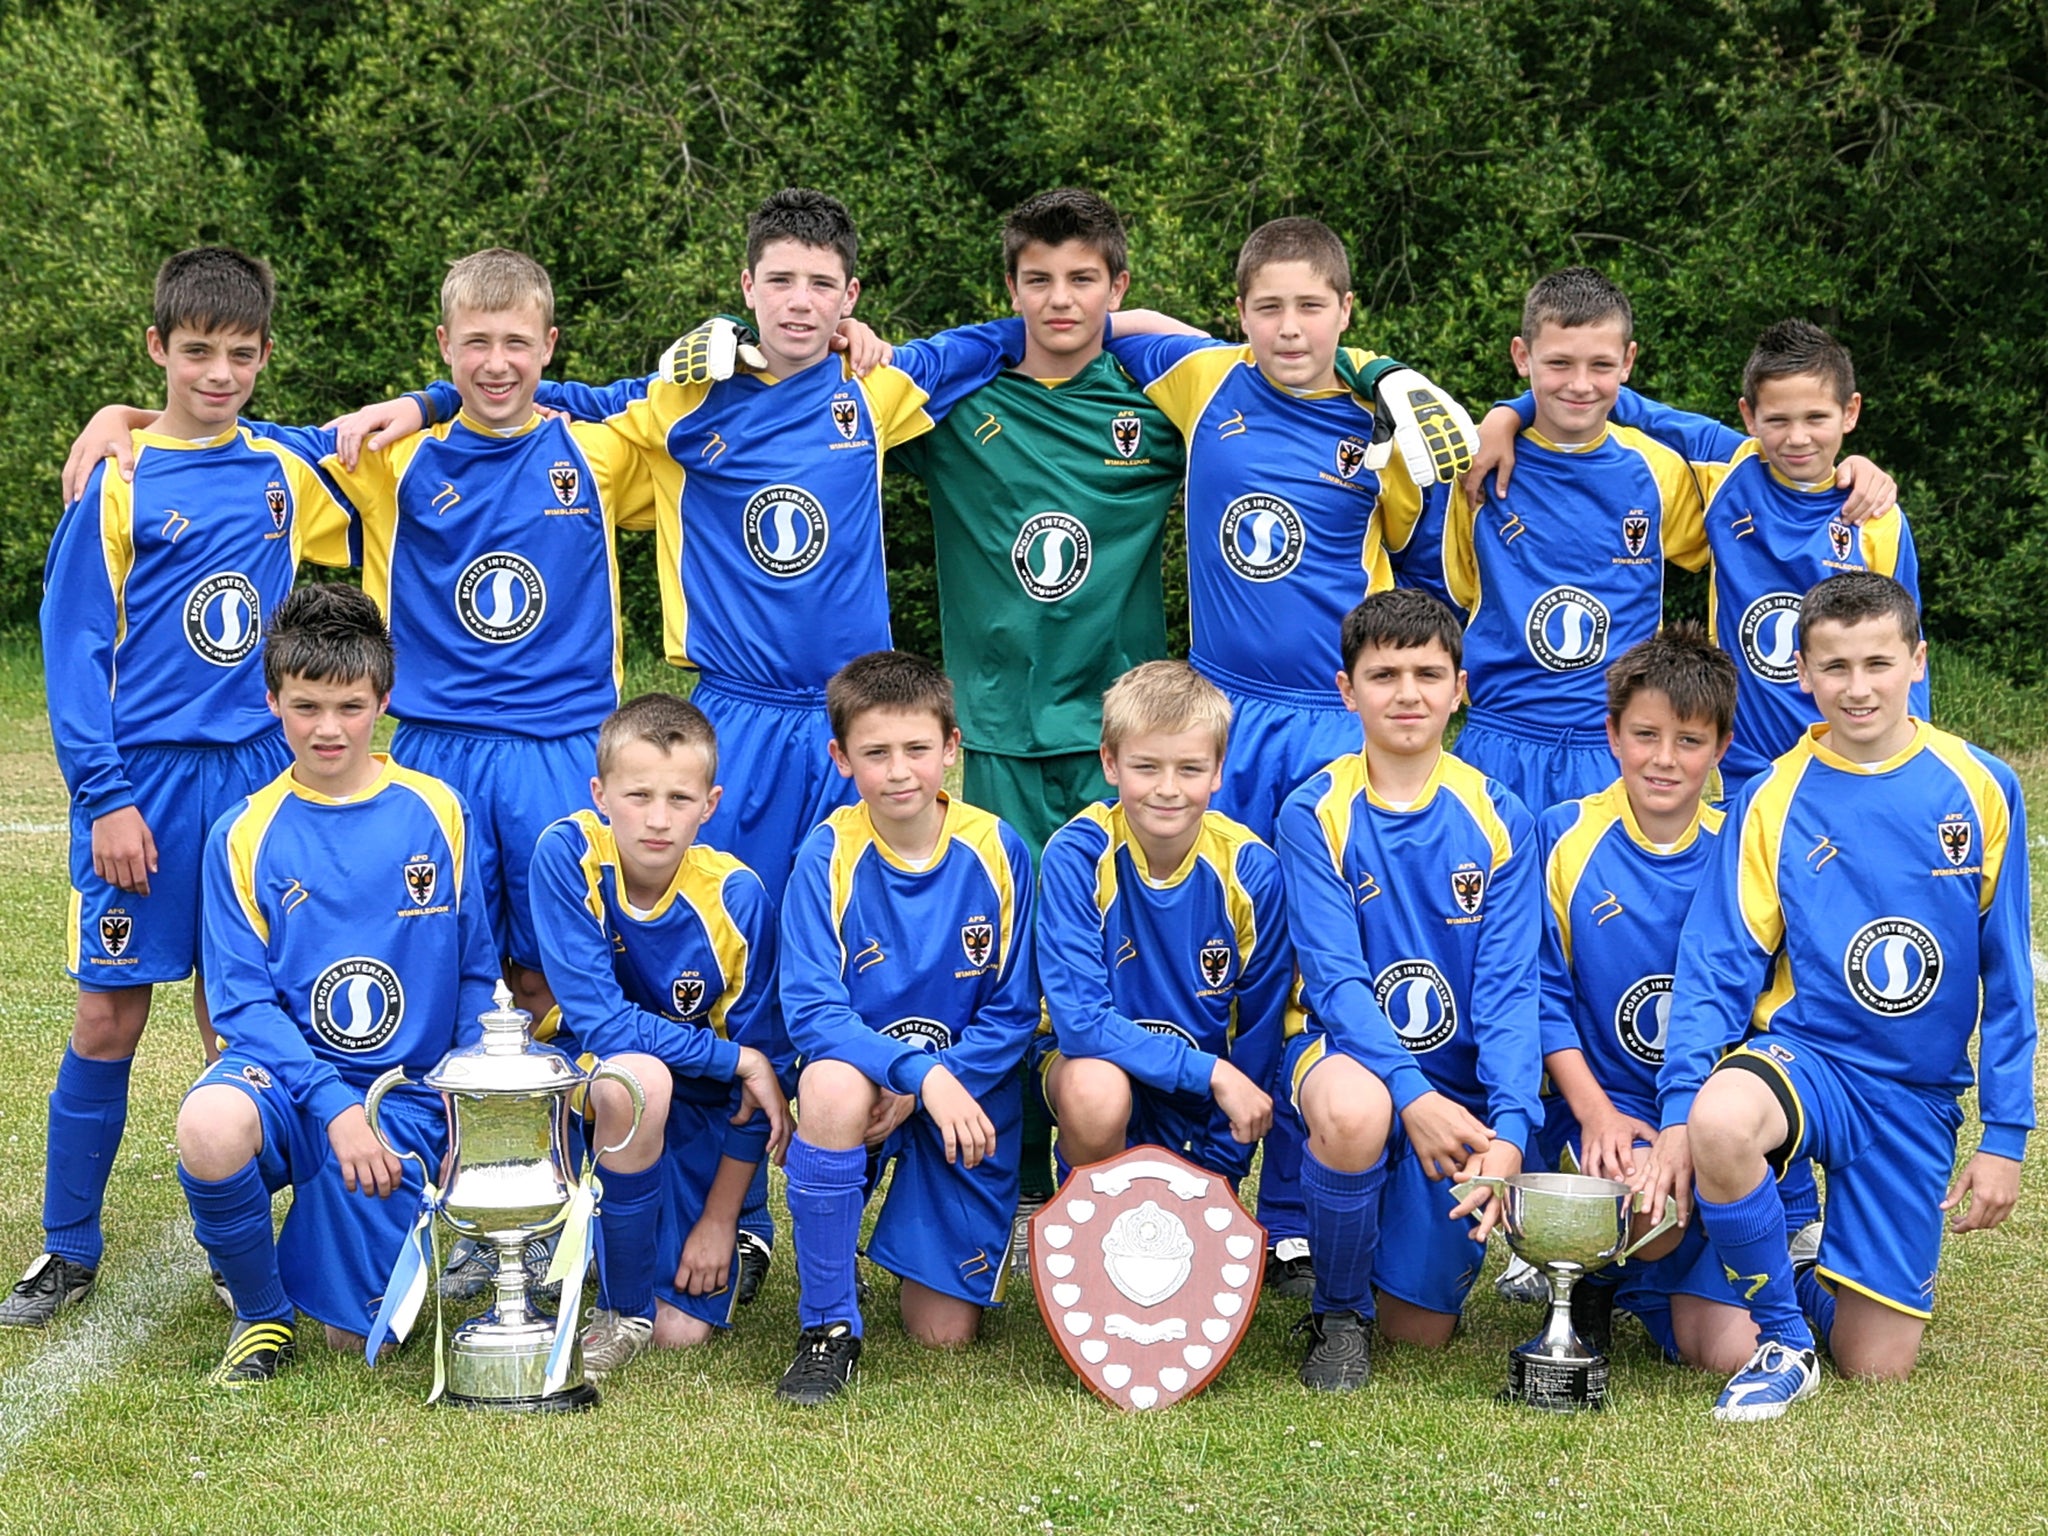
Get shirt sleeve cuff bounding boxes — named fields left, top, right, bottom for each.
left=1174, top=1050, right=1221, bottom=1099
left=1386, top=1063, right=1435, bottom=1113
left=1978, top=1123, right=2031, bottom=1162
left=1491, top=1110, right=1534, bottom=1160
left=1659, top=1089, right=1698, bottom=1132
left=890, top=1052, right=940, bottom=1097
left=697, top=1036, right=743, bottom=1083
left=720, top=1113, right=771, bottom=1164
left=76, top=784, right=136, bottom=821
left=310, top=1079, right=361, bottom=1132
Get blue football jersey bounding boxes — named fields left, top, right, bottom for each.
left=1275, top=750, right=1544, bottom=1153
left=1661, top=724, right=2036, bottom=1159
left=202, top=758, right=501, bottom=1130
left=1036, top=803, right=1294, bottom=1099
left=1537, top=782, right=1726, bottom=1120
left=43, top=425, right=352, bottom=818
left=780, top=796, right=1038, bottom=1100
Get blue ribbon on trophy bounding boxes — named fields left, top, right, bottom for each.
left=541, top=1160, right=601, bottom=1397
left=365, top=1176, right=450, bottom=1401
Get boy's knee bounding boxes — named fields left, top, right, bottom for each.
left=1830, top=1291, right=1923, bottom=1380
left=1376, top=1294, right=1456, bottom=1350
left=72, top=985, right=151, bottom=1059
left=591, top=1055, right=670, bottom=1170
left=1686, top=1074, right=1781, bottom=1172
left=797, top=1060, right=879, bottom=1144
left=1049, top=1058, right=1131, bottom=1148
left=651, top=1300, right=715, bottom=1350
left=176, top=1084, right=262, bottom=1181
left=1300, top=1058, right=1392, bottom=1162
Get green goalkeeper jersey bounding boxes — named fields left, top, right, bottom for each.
left=893, top=351, right=1184, bottom=757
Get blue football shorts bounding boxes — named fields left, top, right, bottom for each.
left=1453, top=707, right=1617, bottom=819
left=689, top=675, right=858, bottom=900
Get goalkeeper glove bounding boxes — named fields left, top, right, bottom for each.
left=661, top=315, right=766, bottom=385
left=1338, top=354, right=1478, bottom=485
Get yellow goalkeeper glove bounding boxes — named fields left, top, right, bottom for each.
left=1340, top=355, right=1478, bottom=485
left=660, top=315, right=766, bottom=385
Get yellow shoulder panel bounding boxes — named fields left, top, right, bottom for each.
left=222, top=772, right=298, bottom=945
left=1858, top=507, right=1907, bottom=578
left=947, top=801, right=1021, bottom=972
left=1441, top=479, right=1481, bottom=611
left=96, top=472, right=136, bottom=658
left=1439, top=754, right=1517, bottom=872
left=1544, top=792, right=1624, bottom=968
left=860, top=363, right=938, bottom=451
left=1613, top=426, right=1708, bottom=572
left=1144, top=344, right=1252, bottom=439
left=824, top=805, right=880, bottom=966
left=1311, top=756, right=1373, bottom=877
left=1735, top=754, right=1806, bottom=952
left=677, top=846, right=759, bottom=1040
left=387, top=765, right=469, bottom=902
left=1698, top=440, right=1761, bottom=524
left=1922, top=729, right=2011, bottom=911
left=565, top=808, right=614, bottom=924
left=242, top=431, right=352, bottom=571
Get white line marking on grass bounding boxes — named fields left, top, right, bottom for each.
left=0, top=822, right=64, bottom=834
left=0, top=1219, right=203, bottom=1473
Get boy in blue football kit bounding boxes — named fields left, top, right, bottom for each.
left=527, top=693, right=793, bottom=1376
left=1534, top=625, right=1773, bottom=1371
left=172, top=585, right=500, bottom=1384
left=1641, top=573, right=2034, bottom=1421
left=776, top=652, right=1040, bottom=1405
left=1035, top=662, right=1288, bottom=1182
left=1276, top=590, right=1542, bottom=1390
left=7, top=249, right=355, bottom=1329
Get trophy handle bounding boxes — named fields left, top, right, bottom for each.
left=1450, top=1175, right=1510, bottom=1205
left=586, top=1060, right=648, bottom=1162
left=1614, top=1193, right=1680, bottom=1262
left=362, top=1067, right=429, bottom=1174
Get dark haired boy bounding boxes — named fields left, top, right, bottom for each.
left=1275, top=589, right=1542, bottom=1390
left=1534, top=625, right=1768, bottom=1370
left=173, top=585, right=499, bottom=1383
left=774, top=651, right=1039, bottom=1404
left=1474, top=315, right=1912, bottom=803
left=7, top=248, right=355, bottom=1328
left=1644, top=573, right=2033, bottom=1420
left=527, top=692, right=793, bottom=1375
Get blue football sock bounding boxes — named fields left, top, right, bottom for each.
left=1302, top=1147, right=1386, bottom=1317
left=179, top=1160, right=288, bottom=1323
left=42, top=1048, right=133, bottom=1268
left=738, top=1157, right=773, bottom=1248
left=595, top=1160, right=663, bottom=1321
left=1697, top=1173, right=1813, bottom=1351
left=786, top=1137, right=867, bottom=1337
left=1795, top=1266, right=1837, bottom=1349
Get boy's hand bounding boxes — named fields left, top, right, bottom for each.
left=676, top=1212, right=738, bottom=1296
left=730, top=1046, right=793, bottom=1165
left=661, top=316, right=765, bottom=385
left=1461, top=404, right=1524, bottom=504
left=91, top=805, right=158, bottom=895
left=830, top=318, right=892, bottom=377
left=1833, top=455, right=1899, bottom=526
left=918, top=1066, right=996, bottom=1169
left=1360, top=365, right=1478, bottom=485
left=325, top=396, right=426, bottom=469
left=327, top=1105, right=405, bottom=1197
left=1943, top=1151, right=2022, bottom=1232
left=864, top=1088, right=917, bottom=1150
left=1576, top=1105, right=1658, bottom=1182
left=62, top=405, right=158, bottom=503
left=1209, top=1059, right=1273, bottom=1144
left=1448, top=1139, right=1523, bottom=1242
left=1398, top=1090, right=1493, bottom=1181
left=1628, top=1125, right=1695, bottom=1230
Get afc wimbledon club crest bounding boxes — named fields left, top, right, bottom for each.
left=1937, top=814, right=1973, bottom=868
left=960, top=921, right=995, bottom=970
left=1828, top=520, right=1855, bottom=561
left=1450, top=864, right=1486, bottom=915
left=265, top=483, right=289, bottom=531
left=1622, top=511, right=1650, bottom=557
left=1335, top=435, right=1367, bottom=481
left=549, top=464, right=580, bottom=508
left=1197, top=943, right=1231, bottom=990
left=830, top=396, right=860, bottom=441
left=671, top=976, right=706, bottom=1017
left=98, top=912, right=133, bottom=958
left=403, top=859, right=437, bottom=907
left=1032, top=1144, right=1265, bottom=1412
left=1111, top=411, right=1142, bottom=460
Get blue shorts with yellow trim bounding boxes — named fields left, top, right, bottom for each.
left=391, top=721, right=596, bottom=970
left=1197, top=664, right=1361, bottom=843
left=68, top=734, right=291, bottom=990
left=1453, top=707, right=1616, bottom=819
left=1032, top=1042, right=1253, bottom=1186
left=189, top=1055, right=445, bottom=1336
left=1714, top=1041, right=1963, bottom=1320
left=863, top=1072, right=1022, bottom=1310
left=690, top=675, right=858, bottom=899
left=1284, top=1032, right=1487, bottom=1317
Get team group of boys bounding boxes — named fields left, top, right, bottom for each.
left=9, top=185, right=2031, bottom=1423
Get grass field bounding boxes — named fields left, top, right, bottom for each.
left=0, top=636, right=2044, bottom=1535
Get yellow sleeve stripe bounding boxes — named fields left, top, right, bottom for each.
left=1312, top=757, right=1372, bottom=878
left=1439, top=756, right=1516, bottom=872
left=950, top=804, right=1021, bottom=972
left=1442, top=481, right=1481, bottom=611
left=1143, top=345, right=1250, bottom=439
left=1082, top=804, right=1122, bottom=918
left=387, top=767, right=469, bottom=904
left=353, top=435, right=441, bottom=616
left=1858, top=508, right=1906, bottom=577
left=568, top=809, right=613, bottom=925
left=223, top=775, right=297, bottom=944
left=1699, top=440, right=1761, bottom=519
left=97, top=472, right=136, bottom=667
left=1544, top=794, right=1621, bottom=969
left=825, top=808, right=873, bottom=970
left=1613, top=426, right=1709, bottom=571
left=241, top=433, right=350, bottom=568
left=1219, top=837, right=1260, bottom=972
left=1922, top=730, right=2012, bottom=911
left=677, top=856, right=755, bottom=1041
left=862, top=365, right=938, bottom=451
left=1736, top=756, right=1806, bottom=953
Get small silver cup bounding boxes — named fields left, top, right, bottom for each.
left=1452, top=1171, right=1676, bottom=1411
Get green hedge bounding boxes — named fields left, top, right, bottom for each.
left=4, top=0, right=2043, bottom=671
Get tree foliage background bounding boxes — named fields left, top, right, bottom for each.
left=3, top=0, right=2044, bottom=672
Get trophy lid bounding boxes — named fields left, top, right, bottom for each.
left=422, top=981, right=581, bottom=1095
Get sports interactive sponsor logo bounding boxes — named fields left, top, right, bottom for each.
left=1842, top=918, right=1943, bottom=1016
left=1613, top=974, right=1674, bottom=1065
left=881, top=1016, right=953, bottom=1052
left=1218, top=494, right=1305, bottom=581
left=1012, top=513, right=1092, bottom=602
left=1373, top=958, right=1458, bottom=1053
left=184, top=572, right=262, bottom=666
left=455, top=552, right=546, bottom=643
left=1524, top=585, right=1610, bottom=671
left=742, top=484, right=829, bottom=577
left=309, top=957, right=406, bottom=1052
left=1738, top=592, right=1803, bottom=683
left=1135, top=1018, right=1200, bottom=1048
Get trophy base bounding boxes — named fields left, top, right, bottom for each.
left=443, top=1382, right=599, bottom=1414
left=1504, top=1347, right=1609, bottom=1412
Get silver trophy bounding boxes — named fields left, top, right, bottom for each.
left=1451, top=1171, right=1676, bottom=1411
left=366, top=983, right=643, bottom=1411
